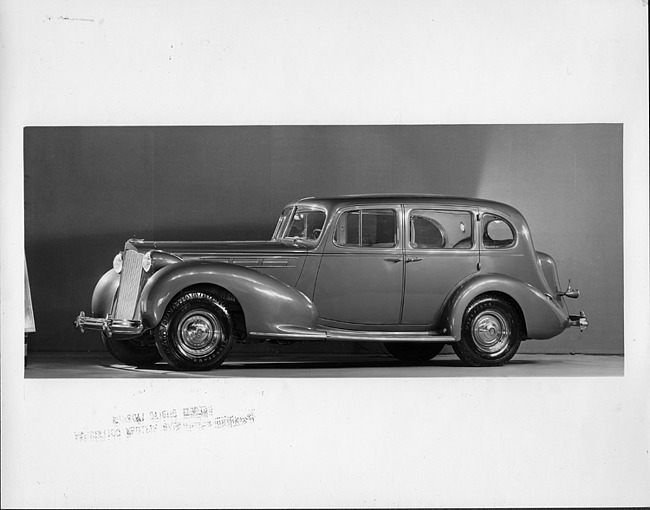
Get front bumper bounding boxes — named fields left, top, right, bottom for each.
left=568, top=311, right=589, bottom=331
left=74, top=311, right=144, bottom=337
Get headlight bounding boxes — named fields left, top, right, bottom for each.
left=112, top=252, right=123, bottom=274
left=142, top=251, right=153, bottom=273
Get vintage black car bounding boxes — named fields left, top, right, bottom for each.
left=75, top=195, right=588, bottom=370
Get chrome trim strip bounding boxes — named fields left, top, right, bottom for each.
left=249, top=328, right=457, bottom=343
left=324, top=331, right=456, bottom=342
left=263, top=257, right=289, bottom=266
left=233, top=258, right=262, bottom=266
left=249, top=331, right=327, bottom=340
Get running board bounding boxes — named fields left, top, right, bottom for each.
left=249, top=326, right=457, bottom=343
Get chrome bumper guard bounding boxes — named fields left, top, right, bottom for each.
left=74, top=311, right=143, bottom=337
left=569, top=311, right=589, bottom=332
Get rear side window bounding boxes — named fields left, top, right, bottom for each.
left=335, top=209, right=397, bottom=248
left=482, top=214, right=516, bottom=248
left=410, top=210, right=473, bottom=249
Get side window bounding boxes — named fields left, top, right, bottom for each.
left=410, top=210, right=473, bottom=249
left=335, top=209, right=397, bottom=248
left=482, top=214, right=516, bottom=248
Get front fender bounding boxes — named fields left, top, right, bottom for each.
left=90, top=269, right=119, bottom=317
left=139, top=261, right=318, bottom=335
left=443, top=273, right=570, bottom=341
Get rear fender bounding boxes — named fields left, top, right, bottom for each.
left=536, top=251, right=561, bottom=295
left=139, top=261, right=318, bottom=335
left=442, top=273, right=570, bottom=341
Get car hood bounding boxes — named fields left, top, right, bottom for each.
left=126, top=239, right=307, bottom=258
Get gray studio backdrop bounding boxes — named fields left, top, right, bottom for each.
left=23, top=125, right=623, bottom=354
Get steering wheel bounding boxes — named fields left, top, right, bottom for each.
left=310, top=228, right=322, bottom=240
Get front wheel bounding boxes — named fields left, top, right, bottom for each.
left=102, top=331, right=162, bottom=367
left=384, top=342, right=445, bottom=364
left=155, top=289, right=235, bottom=371
left=452, top=295, right=522, bottom=367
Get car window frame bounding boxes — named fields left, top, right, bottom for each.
left=481, top=213, right=517, bottom=249
left=331, top=205, right=401, bottom=250
left=272, top=206, right=295, bottom=240
left=274, top=205, right=328, bottom=246
left=406, top=207, right=477, bottom=251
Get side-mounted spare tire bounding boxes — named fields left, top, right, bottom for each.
left=155, top=288, right=235, bottom=371
left=453, top=294, right=522, bottom=367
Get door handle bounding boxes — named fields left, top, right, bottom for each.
left=406, top=257, right=423, bottom=263
left=384, top=257, right=402, bottom=263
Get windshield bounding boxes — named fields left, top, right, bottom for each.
left=272, top=206, right=326, bottom=243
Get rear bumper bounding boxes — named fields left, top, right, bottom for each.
left=568, top=311, right=589, bottom=331
left=74, top=311, right=143, bottom=337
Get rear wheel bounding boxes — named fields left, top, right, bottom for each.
left=384, top=342, right=445, bottom=364
left=102, top=332, right=162, bottom=367
left=452, top=295, right=522, bottom=366
left=155, top=289, right=234, bottom=371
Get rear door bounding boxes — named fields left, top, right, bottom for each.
left=401, top=206, right=479, bottom=326
left=313, top=205, right=404, bottom=325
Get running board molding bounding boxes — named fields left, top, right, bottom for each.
left=249, top=326, right=457, bottom=343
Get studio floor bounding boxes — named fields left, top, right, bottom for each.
left=24, top=351, right=624, bottom=378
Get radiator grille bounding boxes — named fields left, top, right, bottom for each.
left=114, top=250, right=144, bottom=320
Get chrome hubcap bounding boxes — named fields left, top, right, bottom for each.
left=176, top=311, right=223, bottom=359
left=472, top=310, right=510, bottom=355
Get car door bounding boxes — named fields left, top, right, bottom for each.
left=313, top=205, right=404, bottom=325
left=401, top=206, right=479, bottom=326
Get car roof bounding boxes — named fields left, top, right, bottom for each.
left=294, top=194, right=525, bottom=221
